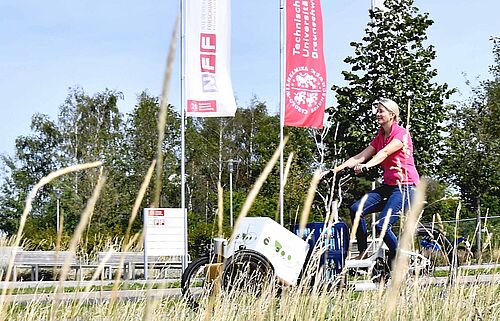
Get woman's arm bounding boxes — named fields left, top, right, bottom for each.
left=358, top=139, right=403, bottom=171
left=332, top=145, right=376, bottom=173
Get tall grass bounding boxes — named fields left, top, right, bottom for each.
left=0, top=277, right=498, bottom=320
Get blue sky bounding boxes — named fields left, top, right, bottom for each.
left=0, top=0, right=499, bottom=157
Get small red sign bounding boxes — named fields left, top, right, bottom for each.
left=148, top=209, right=165, bottom=216
left=187, top=100, right=217, bottom=112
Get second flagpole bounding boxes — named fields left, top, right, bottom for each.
left=180, top=0, right=188, bottom=272
left=279, top=0, right=286, bottom=226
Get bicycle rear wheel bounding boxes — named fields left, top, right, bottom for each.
left=181, top=256, right=221, bottom=308
left=221, top=249, right=274, bottom=294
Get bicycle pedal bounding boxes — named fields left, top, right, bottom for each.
left=345, top=258, right=375, bottom=269
left=353, top=282, right=378, bottom=291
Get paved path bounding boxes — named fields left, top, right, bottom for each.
left=0, top=279, right=177, bottom=289
left=1, top=270, right=498, bottom=303
left=353, top=272, right=500, bottom=291
left=420, top=273, right=500, bottom=285
left=2, top=288, right=181, bottom=304
left=435, top=263, right=500, bottom=271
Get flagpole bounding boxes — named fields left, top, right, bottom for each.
left=180, top=0, right=188, bottom=272
left=279, top=0, right=285, bottom=226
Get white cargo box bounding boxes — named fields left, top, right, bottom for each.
left=225, top=217, right=309, bottom=286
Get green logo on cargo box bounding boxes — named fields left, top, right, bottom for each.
left=263, top=236, right=292, bottom=261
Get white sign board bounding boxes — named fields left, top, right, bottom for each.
left=143, top=208, right=186, bottom=256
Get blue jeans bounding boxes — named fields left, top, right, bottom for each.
left=349, top=184, right=415, bottom=264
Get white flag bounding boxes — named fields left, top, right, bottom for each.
left=184, top=0, right=237, bottom=117
left=372, top=0, right=388, bottom=12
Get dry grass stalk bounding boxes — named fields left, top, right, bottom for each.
left=384, top=179, right=427, bottom=319
left=0, top=161, right=102, bottom=315
left=299, top=169, right=321, bottom=237
left=283, top=152, right=294, bottom=189
left=322, top=199, right=334, bottom=231
left=57, top=170, right=106, bottom=285
left=104, top=160, right=156, bottom=311
left=347, top=194, right=368, bottom=259
left=124, top=160, right=165, bottom=320
left=436, top=212, right=445, bottom=234
left=209, top=182, right=225, bottom=314
left=450, top=200, right=462, bottom=282
left=376, top=208, right=392, bottom=253
left=229, top=136, right=288, bottom=242
left=153, top=14, right=179, bottom=207
left=124, top=160, right=157, bottom=247
left=326, top=173, right=337, bottom=219
left=55, top=208, right=65, bottom=254
left=276, top=152, right=294, bottom=222
left=49, top=171, right=107, bottom=318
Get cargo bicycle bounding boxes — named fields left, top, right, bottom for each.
left=180, top=169, right=470, bottom=307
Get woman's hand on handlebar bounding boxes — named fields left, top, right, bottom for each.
left=353, top=164, right=369, bottom=175
left=322, top=165, right=367, bottom=178
left=320, top=166, right=343, bottom=179
left=320, top=168, right=335, bottom=179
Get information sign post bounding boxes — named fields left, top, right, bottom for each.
left=143, top=208, right=187, bottom=279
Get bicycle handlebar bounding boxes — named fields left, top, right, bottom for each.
left=323, top=166, right=367, bottom=181
left=321, top=167, right=353, bottom=186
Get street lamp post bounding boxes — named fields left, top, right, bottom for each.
left=228, top=159, right=234, bottom=228
left=55, top=190, right=61, bottom=234
left=227, top=159, right=240, bottom=228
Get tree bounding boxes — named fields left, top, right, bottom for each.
left=57, top=87, right=126, bottom=231
left=0, top=88, right=128, bottom=239
left=183, top=100, right=283, bottom=221
left=329, top=0, right=454, bottom=176
left=183, top=99, right=318, bottom=228
left=122, top=91, right=181, bottom=213
left=0, top=90, right=322, bottom=253
left=0, top=114, right=63, bottom=234
left=442, top=38, right=500, bottom=217
left=441, top=38, right=500, bottom=256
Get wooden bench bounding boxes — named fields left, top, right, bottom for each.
left=0, top=246, right=22, bottom=280
left=9, top=250, right=86, bottom=281
left=97, top=252, right=188, bottom=280
left=0, top=246, right=22, bottom=265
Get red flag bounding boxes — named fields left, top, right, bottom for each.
left=284, top=0, right=327, bottom=128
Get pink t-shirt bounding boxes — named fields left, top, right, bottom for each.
left=370, top=123, right=420, bottom=186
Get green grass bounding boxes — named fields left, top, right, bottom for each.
left=433, top=266, right=500, bottom=277
left=4, top=280, right=181, bottom=296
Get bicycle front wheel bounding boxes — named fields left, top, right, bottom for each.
left=415, top=225, right=456, bottom=274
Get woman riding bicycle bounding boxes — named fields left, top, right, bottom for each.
left=327, top=98, right=420, bottom=269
